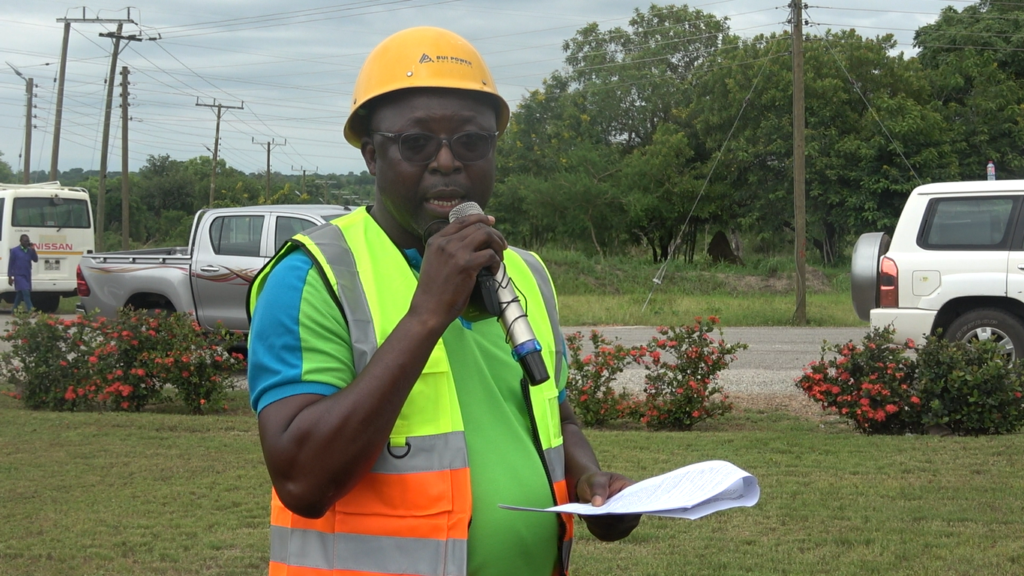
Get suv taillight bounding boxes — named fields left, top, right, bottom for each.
left=76, top=265, right=91, bottom=297
left=879, top=256, right=898, bottom=308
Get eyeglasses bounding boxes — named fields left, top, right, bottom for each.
left=371, top=131, right=498, bottom=164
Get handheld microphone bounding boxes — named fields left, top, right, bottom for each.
left=448, top=202, right=549, bottom=386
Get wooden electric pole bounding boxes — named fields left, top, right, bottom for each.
left=196, top=99, right=243, bottom=206
left=6, top=63, right=34, bottom=184
left=120, top=66, right=130, bottom=250
left=50, top=22, right=70, bottom=181
left=253, top=138, right=286, bottom=202
left=791, top=0, right=807, bottom=326
left=52, top=10, right=136, bottom=181
left=292, top=165, right=316, bottom=197
left=96, top=26, right=141, bottom=250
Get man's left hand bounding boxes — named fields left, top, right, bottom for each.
left=575, top=471, right=642, bottom=542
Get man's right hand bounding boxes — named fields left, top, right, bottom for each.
left=410, top=212, right=507, bottom=329
left=7, top=277, right=12, bottom=286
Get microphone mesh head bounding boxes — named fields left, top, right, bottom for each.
left=448, top=201, right=484, bottom=223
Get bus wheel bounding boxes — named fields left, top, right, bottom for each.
left=33, top=294, right=61, bottom=313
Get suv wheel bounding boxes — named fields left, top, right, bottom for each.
left=851, top=232, right=891, bottom=322
left=947, top=308, right=1024, bottom=361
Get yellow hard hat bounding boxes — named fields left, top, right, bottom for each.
left=343, top=26, right=510, bottom=148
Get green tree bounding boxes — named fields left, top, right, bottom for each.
left=0, top=151, right=14, bottom=183
left=915, top=0, right=1024, bottom=179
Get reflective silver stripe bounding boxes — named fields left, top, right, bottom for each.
left=270, top=527, right=467, bottom=576
left=445, top=538, right=468, bottom=576
left=302, top=223, right=378, bottom=373
left=544, top=444, right=565, bottom=484
left=371, top=431, right=468, bottom=474
left=270, top=525, right=332, bottom=571
left=561, top=537, right=573, bottom=574
left=511, top=248, right=563, bottom=386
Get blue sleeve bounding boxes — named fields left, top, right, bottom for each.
left=248, top=250, right=341, bottom=413
left=30, top=249, right=38, bottom=263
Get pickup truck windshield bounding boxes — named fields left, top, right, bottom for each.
left=13, top=198, right=91, bottom=228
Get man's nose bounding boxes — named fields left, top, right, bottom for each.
left=430, top=141, right=462, bottom=174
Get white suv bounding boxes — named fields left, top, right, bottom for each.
left=852, top=180, right=1024, bottom=359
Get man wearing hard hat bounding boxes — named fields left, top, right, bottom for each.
left=247, top=27, right=640, bottom=575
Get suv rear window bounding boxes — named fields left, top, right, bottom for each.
left=919, top=196, right=1018, bottom=250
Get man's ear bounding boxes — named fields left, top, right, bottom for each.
left=361, top=138, right=377, bottom=177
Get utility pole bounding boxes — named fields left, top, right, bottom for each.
left=50, top=22, right=70, bottom=181
left=291, top=165, right=317, bottom=197
left=791, top=0, right=807, bottom=326
left=96, top=25, right=141, bottom=249
left=253, top=138, right=286, bottom=202
left=120, top=66, right=130, bottom=250
left=52, top=9, right=136, bottom=182
left=6, top=63, right=34, bottom=184
left=196, top=99, right=243, bottom=206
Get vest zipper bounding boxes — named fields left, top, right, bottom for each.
left=520, top=376, right=567, bottom=575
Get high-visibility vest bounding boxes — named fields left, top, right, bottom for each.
left=248, top=207, right=574, bottom=576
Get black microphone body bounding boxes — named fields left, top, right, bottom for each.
left=448, top=202, right=549, bottom=385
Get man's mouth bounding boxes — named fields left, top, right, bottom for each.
left=426, top=198, right=461, bottom=208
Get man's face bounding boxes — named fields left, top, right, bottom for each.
left=20, top=235, right=30, bottom=248
left=361, top=89, right=498, bottom=250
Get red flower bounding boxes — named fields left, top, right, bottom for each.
left=910, top=396, right=921, bottom=405
left=905, top=338, right=915, bottom=349
left=691, top=410, right=700, bottom=417
left=181, top=371, right=191, bottom=378
left=121, top=401, right=130, bottom=409
left=200, top=398, right=206, bottom=405
left=88, top=356, right=98, bottom=364
left=676, top=387, right=685, bottom=394
left=884, top=404, right=898, bottom=414
left=579, top=394, right=589, bottom=402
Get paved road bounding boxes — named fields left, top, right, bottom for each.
left=1, top=314, right=867, bottom=396
left=562, top=326, right=869, bottom=396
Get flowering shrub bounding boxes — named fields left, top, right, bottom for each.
left=0, top=310, right=245, bottom=414
left=634, top=318, right=746, bottom=430
left=914, top=335, right=1024, bottom=436
left=565, top=318, right=746, bottom=430
left=796, top=327, right=1024, bottom=435
left=796, top=326, right=919, bottom=434
left=565, top=331, right=631, bottom=427
left=0, top=312, right=104, bottom=410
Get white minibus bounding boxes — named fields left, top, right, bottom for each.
left=0, top=182, right=95, bottom=312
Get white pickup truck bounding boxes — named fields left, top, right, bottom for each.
left=852, top=180, right=1024, bottom=359
left=77, top=204, right=351, bottom=332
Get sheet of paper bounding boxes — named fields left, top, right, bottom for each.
left=500, top=460, right=759, bottom=520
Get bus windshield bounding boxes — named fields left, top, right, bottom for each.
left=12, top=197, right=92, bottom=229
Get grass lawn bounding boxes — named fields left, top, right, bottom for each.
left=1, top=392, right=1021, bottom=575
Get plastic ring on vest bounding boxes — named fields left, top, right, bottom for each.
left=387, top=441, right=412, bottom=459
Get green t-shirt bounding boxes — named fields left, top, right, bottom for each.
left=249, top=250, right=564, bottom=576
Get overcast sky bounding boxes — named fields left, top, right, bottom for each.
left=1, top=0, right=953, bottom=177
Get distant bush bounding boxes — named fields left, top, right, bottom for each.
left=0, top=310, right=245, bottom=414
left=796, top=327, right=1024, bottom=435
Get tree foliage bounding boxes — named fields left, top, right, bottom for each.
left=493, top=1, right=1011, bottom=264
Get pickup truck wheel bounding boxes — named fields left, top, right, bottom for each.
left=947, top=308, right=1024, bottom=361
left=33, top=294, right=61, bottom=313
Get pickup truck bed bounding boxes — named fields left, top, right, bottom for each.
left=78, top=204, right=352, bottom=332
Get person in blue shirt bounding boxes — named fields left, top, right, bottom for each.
left=7, top=234, right=38, bottom=312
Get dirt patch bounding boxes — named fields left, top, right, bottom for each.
left=716, top=268, right=832, bottom=294
left=727, top=392, right=831, bottom=419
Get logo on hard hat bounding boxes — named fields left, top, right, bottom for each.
left=417, top=53, right=473, bottom=68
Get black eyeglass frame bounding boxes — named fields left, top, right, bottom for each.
left=371, top=130, right=499, bottom=164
